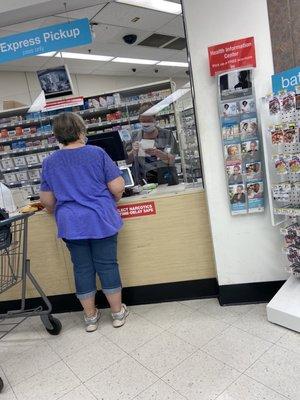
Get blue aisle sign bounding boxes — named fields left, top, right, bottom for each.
left=0, top=18, right=92, bottom=64
left=272, top=66, right=300, bottom=92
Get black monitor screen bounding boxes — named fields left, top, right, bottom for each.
left=37, top=65, right=73, bottom=99
left=87, top=131, right=126, bottom=162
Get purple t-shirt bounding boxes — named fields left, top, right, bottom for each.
left=40, top=145, right=123, bottom=240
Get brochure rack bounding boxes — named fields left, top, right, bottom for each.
left=217, top=68, right=264, bottom=215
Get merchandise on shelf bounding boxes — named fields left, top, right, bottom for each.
left=263, top=87, right=300, bottom=277
left=0, top=81, right=199, bottom=196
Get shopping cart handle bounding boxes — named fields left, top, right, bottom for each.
left=0, top=212, right=34, bottom=227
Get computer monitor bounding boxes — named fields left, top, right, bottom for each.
left=87, top=131, right=126, bottom=162
left=37, top=65, right=73, bottom=99
left=119, top=166, right=134, bottom=188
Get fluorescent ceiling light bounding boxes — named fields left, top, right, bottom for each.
left=115, top=0, right=182, bottom=15
left=37, top=52, right=56, bottom=57
left=158, top=61, right=189, bottom=68
left=56, top=52, right=113, bottom=61
left=142, top=86, right=191, bottom=116
left=112, top=57, right=158, bottom=65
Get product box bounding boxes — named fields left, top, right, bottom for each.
left=32, top=184, right=40, bottom=194
left=16, top=171, right=28, bottom=182
left=15, top=126, right=23, bottom=136
left=0, top=129, right=8, bottom=138
left=25, top=154, right=39, bottom=165
left=28, top=169, right=40, bottom=180
left=22, top=186, right=33, bottom=197
left=1, top=158, right=14, bottom=170
left=13, top=156, right=27, bottom=167
left=4, top=172, right=17, bottom=184
left=38, top=152, right=49, bottom=163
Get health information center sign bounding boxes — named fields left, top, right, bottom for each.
left=0, top=18, right=92, bottom=64
left=208, top=37, right=256, bottom=76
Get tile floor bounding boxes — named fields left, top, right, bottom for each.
left=0, top=299, right=299, bottom=400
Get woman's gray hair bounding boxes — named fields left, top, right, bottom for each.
left=52, top=112, right=87, bottom=145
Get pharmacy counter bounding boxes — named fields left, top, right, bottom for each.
left=0, top=185, right=216, bottom=303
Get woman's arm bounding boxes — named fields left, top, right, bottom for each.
left=107, top=176, right=125, bottom=202
left=39, top=191, right=56, bottom=213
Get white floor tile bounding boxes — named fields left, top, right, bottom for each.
left=135, top=380, right=186, bottom=400
left=129, top=304, right=159, bottom=315
left=13, top=361, right=80, bottom=400
left=276, top=329, right=300, bottom=354
left=2, top=318, right=45, bottom=342
left=233, top=304, right=287, bottom=343
left=216, top=374, right=288, bottom=400
left=131, top=331, right=196, bottom=377
left=179, top=298, right=215, bottom=310
left=246, top=345, right=300, bottom=400
left=29, top=312, right=81, bottom=338
left=168, top=311, right=229, bottom=348
left=0, top=338, right=39, bottom=360
left=45, top=320, right=102, bottom=359
left=163, top=350, right=240, bottom=400
left=196, top=299, right=254, bottom=325
left=0, top=368, right=17, bottom=400
left=99, top=311, right=163, bottom=353
left=85, top=356, right=157, bottom=400
left=59, top=385, right=96, bottom=400
left=202, top=326, right=272, bottom=372
left=136, top=302, right=193, bottom=329
left=65, top=335, right=126, bottom=382
left=2, top=340, right=60, bottom=386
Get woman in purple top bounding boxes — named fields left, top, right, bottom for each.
left=40, top=112, right=129, bottom=332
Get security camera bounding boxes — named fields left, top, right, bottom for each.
left=185, top=70, right=190, bottom=75
left=123, top=34, right=137, bottom=45
left=154, top=69, right=159, bottom=73
left=132, top=68, right=136, bottom=72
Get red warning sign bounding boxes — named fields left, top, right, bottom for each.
left=118, top=201, right=156, bottom=219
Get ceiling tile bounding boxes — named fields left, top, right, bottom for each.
left=56, top=3, right=108, bottom=21
left=156, top=15, right=184, bottom=37
left=93, top=2, right=175, bottom=32
left=3, top=16, right=66, bottom=33
left=92, top=25, right=149, bottom=45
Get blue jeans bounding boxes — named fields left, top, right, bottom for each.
left=64, top=235, right=122, bottom=300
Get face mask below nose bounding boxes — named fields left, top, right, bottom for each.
left=141, top=122, right=156, bottom=133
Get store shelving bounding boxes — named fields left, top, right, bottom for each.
left=179, top=106, right=202, bottom=182
left=0, top=80, right=178, bottom=194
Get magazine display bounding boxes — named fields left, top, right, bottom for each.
left=218, top=68, right=264, bottom=215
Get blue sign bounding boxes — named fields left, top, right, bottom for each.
left=0, top=18, right=92, bottom=64
left=272, top=66, right=300, bottom=92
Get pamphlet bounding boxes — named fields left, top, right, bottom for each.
left=229, top=183, right=247, bottom=215
left=247, top=181, right=264, bottom=213
left=138, top=139, right=155, bottom=157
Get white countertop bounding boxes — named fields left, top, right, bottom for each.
left=119, top=182, right=204, bottom=203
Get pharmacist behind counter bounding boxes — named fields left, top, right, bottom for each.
left=126, top=105, right=179, bottom=186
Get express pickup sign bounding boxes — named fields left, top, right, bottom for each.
left=0, top=18, right=92, bottom=64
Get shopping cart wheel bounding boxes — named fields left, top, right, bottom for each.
left=0, top=377, right=3, bottom=392
left=44, top=315, right=62, bottom=335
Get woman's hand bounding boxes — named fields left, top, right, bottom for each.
left=39, top=191, right=56, bottom=213
left=107, top=176, right=125, bottom=202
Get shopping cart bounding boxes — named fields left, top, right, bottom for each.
left=0, top=212, right=62, bottom=393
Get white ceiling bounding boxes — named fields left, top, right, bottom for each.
left=0, top=1, right=188, bottom=79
